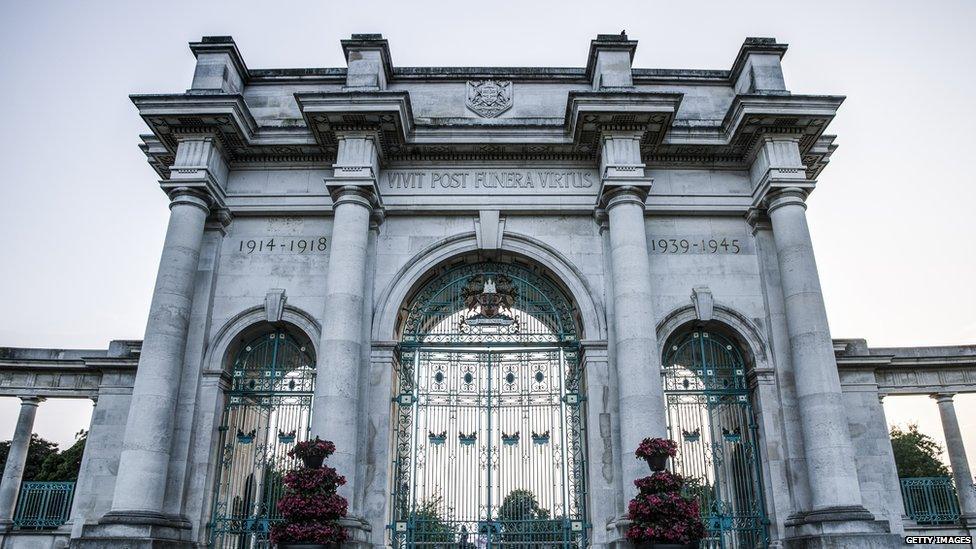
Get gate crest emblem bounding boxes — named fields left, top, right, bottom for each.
left=460, top=274, right=517, bottom=326
left=466, top=80, right=513, bottom=118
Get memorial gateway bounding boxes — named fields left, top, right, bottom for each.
left=1, top=33, right=975, bottom=549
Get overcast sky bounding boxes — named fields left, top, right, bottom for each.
left=0, top=0, right=973, bottom=472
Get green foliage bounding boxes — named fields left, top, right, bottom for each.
left=35, top=431, right=87, bottom=481
left=411, top=493, right=456, bottom=544
left=0, top=434, right=60, bottom=481
left=497, top=489, right=562, bottom=546
left=890, top=424, right=950, bottom=478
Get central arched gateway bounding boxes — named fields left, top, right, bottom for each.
left=390, top=260, right=588, bottom=548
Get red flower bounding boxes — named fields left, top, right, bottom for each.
left=626, top=440, right=703, bottom=544
left=274, top=438, right=348, bottom=545
left=288, top=437, right=336, bottom=461
left=634, top=437, right=678, bottom=460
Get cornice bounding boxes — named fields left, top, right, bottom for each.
left=648, top=94, right=844, bottom=168
left=133, top=90, right=842, bottom=172
left=565, top=91, right=683, bottom=156
left=295, top=90, right=414, bottom=158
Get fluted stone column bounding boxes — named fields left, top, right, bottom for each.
left=105, top=188, right=210, bottom=522
left=767, top=187, right=869, bottom=518
left=931, top=393, right=976, bottom=522
left=0, top=396, right=42, bottom=526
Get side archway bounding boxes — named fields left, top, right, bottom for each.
left=656, top=307, right=771, bottom=547
left=202, top=306, right=321, bottom=548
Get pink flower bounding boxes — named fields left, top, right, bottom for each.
left=634, top=437, right=678, bottom=460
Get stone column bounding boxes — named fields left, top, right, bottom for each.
left=597, top=132, right=667, bottom=538
left=604, top=186, right=666, bottom=483
left=0, top=396, right=42, bottom=526
left=311, top=136, right=380, bottom=541
left=311, top=184, right=373, bottom=491
left=766, top=187, right=870, bottom=518
left=931, top=393, right=976, bottom=522
left=105, top=187, right=210, bottom=522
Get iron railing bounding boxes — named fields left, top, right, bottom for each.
left=13, top=481, right=75, bottom=529
left=900, top=477, right=960, bottom=524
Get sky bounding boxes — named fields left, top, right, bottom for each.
left=0, top=0, right=973, bottom=473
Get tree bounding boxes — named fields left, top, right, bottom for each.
left=36, top=431, right=87, bottom=481
left=890, top=424, right=950, bottom=478
left=497, top=489, right=561, bottom=547
left=410, top=493, right=456, bottom=545
left=0, top=434, right=59, bottom=482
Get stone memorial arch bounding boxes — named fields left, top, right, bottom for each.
left=1, top=32, right=974, bottom=549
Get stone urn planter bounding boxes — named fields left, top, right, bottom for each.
left=644, top=453, right=668, bottom=472
left=300, top=453, right=325, bottom=469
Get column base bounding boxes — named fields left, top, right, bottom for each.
left=605, top=516, right=632, bottom=549
left=70, top=510, right=192, bottom=549
left=784, top=506, right=900, bottom=548
left=339, top=515, right=373, bottom=549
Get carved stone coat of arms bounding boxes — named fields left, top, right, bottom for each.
left=466, top=80, right=513, bottom=118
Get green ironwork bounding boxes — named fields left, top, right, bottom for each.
left=663, top=330, right=768, bottom=548
left=900, top=477, right=961, bottom=524
left=392, top=262, right=588, bottom=548
left=209, top=330, right=316, bottom=549
left=12, top=481, right=74, bottom=529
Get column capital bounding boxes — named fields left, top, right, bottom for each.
left=329, top=184, right=381, bottom=212
left=765, top=186, right=808, bottom=214
left=167, top=186, right=212, bottom=214
left=930, top=392, right=956, bottom=404
left=750, top=137, right=814, bottom=209
left=600, top=185, right=648, bottom=210
left=161, top=136, right=229, bottom=210
left=19, top=395, right=44, bottom=406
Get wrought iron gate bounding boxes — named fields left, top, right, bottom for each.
left=209, top=330, right=316, bottom=549
left=663, top=330, right=768, bottom=548
left=391, top=262, right=587, bottom=548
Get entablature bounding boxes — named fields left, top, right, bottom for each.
left=835, top=339, right=976, bottom=396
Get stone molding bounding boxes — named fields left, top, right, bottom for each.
left=370, top=230, right=608, bottom=342
left=201, top=304, right=322, bottom=377
left=0, top=343, right=139, bottom=399
left=296, top=91, right=413, bottom=159
left=136, top=89, right=838, bottom=176
left=835, top=340, right=976, bottom=396
left=655, top=302, right=771, bottom=365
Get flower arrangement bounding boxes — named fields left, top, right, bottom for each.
left=289, top=437, right=336, bottom=469
left=626, top=441, right=704, bottom=547
left=635, top=437, right=678, bottom=460
left=271, top=439, right=348, bottom=547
